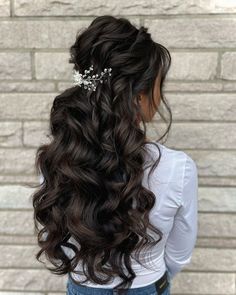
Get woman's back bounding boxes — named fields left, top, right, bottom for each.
left=62, top=142, right=198, bottom=288
left=32, top=15, right=199, bottom=294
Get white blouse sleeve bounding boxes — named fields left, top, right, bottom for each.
left=164, top=155, right=198, bottom=280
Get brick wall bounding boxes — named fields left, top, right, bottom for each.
left=0, top=1, right=236, bottom=294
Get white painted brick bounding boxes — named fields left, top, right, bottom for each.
left=198, top=213, right=236, bottom=238
left=0, top=20, right=90, bottom=49
left=0, top=0, right=10, bottom=16
left=145, top=18, right=236, bottom=48
left=164, top=81, right=222, bottom=92
left=0, top=211, right=34, bottom=235
left=196, top=237, right=236, bottom=248
left=0, top=174, right=37, bottom=184
left=0, top=52, right=31, bottom=80
left=0, top=148, right=36, bottom=174
left=0, top=292, right=43, bottom=295
left=198, top=187, right=236, bottom=212
left=23, top=121, right=50, bottom=147
left=0, top=81, right=55, bottom=92
left=14, top=0, right=236, bottom=16
left=223, top=81, right=236, bottom=91
left=184, top=150, right=236, bottom=177
left=157, top=93, right=236, bottom=121
left=0, top=235, right=36, bottom=244
left=150, top=123, right=236, bottom=149
left=0, top=185, right=34, bottom=209
left=172, top=272, right=235, bottom=294
left=0, top=19, right=138, bottom=48
left=168, top=52, right=218, bottom=80
left=0, top=93, right=56, bottom=120
left=0, top=122, right=22, bottom=147
left=221, top=52, right=236, bottom=80
left=35, top=52, right=73, bottom=80
left=186, top=248, right=236, bottom=271
left=198, top=176, right=236, bottom=186
left=0, top=269, right=67, bottom=292
left=0, top=245, right=43, bottom=268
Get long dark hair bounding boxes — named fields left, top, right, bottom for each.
left=30, top=15, right=172, bottom=291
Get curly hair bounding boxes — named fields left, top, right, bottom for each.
left=29, top=15, right=172, bottom=292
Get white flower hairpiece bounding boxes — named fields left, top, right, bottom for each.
left=72, top=64, right=112, bottom=91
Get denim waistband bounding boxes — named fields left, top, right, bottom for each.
left=67, top=270, right=169, bottom=295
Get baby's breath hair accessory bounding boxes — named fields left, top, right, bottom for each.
left=72, top=64, right=112, bottom=91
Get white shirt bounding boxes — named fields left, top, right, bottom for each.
left=40, top=142, right=198, bottom=288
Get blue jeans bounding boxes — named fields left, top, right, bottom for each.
left=66, top=270, right=171, bottom=295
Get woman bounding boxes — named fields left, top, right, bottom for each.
left=32, top=15, right=198, bottom=295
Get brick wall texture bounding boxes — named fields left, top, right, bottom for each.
left=0, top=0, right=236, bottom=294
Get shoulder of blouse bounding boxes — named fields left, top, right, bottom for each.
left=144, top=142, right=198, bottom=205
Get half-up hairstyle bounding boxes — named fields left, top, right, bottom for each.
left=30, top=15, right=172, bottom=292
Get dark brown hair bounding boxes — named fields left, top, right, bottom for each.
left=30, top=15, right=172, bottom=292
